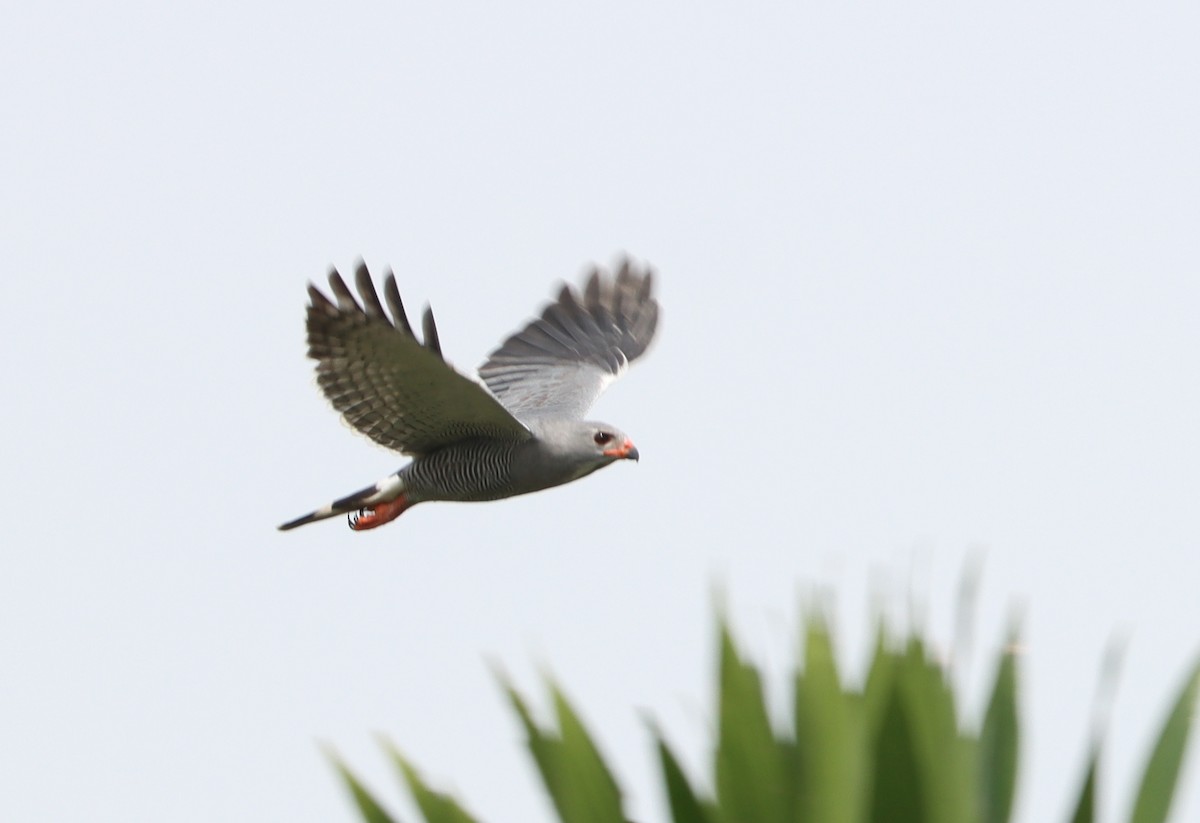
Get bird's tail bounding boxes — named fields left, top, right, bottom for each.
left=278, top=473, right=408, bottom=531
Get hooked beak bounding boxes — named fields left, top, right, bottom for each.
left=603, top=438, right=639, bottom=461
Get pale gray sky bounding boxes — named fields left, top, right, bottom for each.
left=2, top=2, right=1198, bottom=821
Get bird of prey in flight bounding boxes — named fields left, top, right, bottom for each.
left=279, top=259, right=659, bottom=531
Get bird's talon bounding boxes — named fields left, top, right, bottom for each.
left=347, top=499, right=408, bottom=531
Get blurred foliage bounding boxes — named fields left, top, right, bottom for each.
left=330, top=611, right=1199, bottom=823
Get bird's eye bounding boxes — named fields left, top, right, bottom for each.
left=594, top=432, right=614, bottom=446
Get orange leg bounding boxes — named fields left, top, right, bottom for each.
left=348, top=495, right=411, bottom=531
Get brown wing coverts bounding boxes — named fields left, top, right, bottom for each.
left=305, top=263, right=531, bottom=455
left=479, top=260, right=659, bottom=420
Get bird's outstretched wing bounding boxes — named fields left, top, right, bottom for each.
left=479, top=260, right=659, bottom=421
left=306, top=263, right=531, bottom=456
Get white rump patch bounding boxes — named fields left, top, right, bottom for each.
left=364, top=473, right=405, bottom=505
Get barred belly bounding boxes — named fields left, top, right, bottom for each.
left=403, top=440, right=522, bottom=502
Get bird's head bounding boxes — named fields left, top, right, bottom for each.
left=534, top=419, right=640, bottom=479
left=586, top=423, right=640, bottom=463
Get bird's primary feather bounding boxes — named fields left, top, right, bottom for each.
left=479, top=261, right=659, bottom=421
left=305, top=263, right=532, bottom=456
